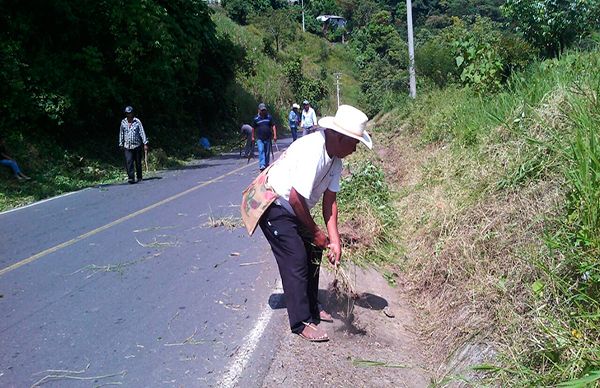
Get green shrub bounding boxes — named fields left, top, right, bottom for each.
left=416, top=38, right=459, bottom=87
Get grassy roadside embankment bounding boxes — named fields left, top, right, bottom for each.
left=358, top=50, right=600, bottom=386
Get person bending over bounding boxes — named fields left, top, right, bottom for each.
left=259, top=105, right=372, bottom=342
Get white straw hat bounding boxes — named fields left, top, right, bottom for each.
left=318, top=105, right=372, bottom=149
left=292, top=103, right=300, bottom=109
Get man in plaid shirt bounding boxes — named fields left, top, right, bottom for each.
left=119, top=106, right=148, bottom=184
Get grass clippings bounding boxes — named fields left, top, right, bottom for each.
left=203, top=215, right=243, bottom=230
left=135, top=236, right=179, bottom=249
left=163, top=328, right=205, bottom=347
left=239, top=260, right=265, bottom=266
left=352, top=359, right=408, bottom=369
left=133, top=226, right=175, bottom=233
left=31, top=363, right=126, bottom=387
left=70, top=253, right=161, bottom=278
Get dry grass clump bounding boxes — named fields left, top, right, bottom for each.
left=338, top=208, right=380, bottom=250
left=203, top=215, right=244, bottom=230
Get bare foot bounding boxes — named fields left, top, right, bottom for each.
left=298, top=323, right=329, bottom=342
left=319, top=309, right=333, bottom=322
left=318, top=303, right=333, bottom=322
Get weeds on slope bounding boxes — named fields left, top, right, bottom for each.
left=380, top=50, right=600, bottom=386
left=337, top=158, right=399, bottom=267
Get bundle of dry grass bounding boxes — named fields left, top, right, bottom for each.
left=329, top=264, right=360, bottom=301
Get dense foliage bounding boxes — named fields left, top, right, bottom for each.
left=0, top=0, right=246, bottom=153
left=503, top=0, right=600, bottom=57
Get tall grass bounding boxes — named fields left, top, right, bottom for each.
left=376, top=50, right=600, bottom=385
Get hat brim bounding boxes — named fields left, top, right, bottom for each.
left=318, top=116, right=373, bottom=149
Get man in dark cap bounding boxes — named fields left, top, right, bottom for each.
left=119, top=106, right=148, bottom=184
left=251, top=103, right=277, bottom=171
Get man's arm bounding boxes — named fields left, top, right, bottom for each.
left=322, top=189, right=341, bottom=265
left=138, top=120, right=149, bottom=150
left=272, top=125, right=277, bottom=141
left=118, top=123, right=124, bottom=148
left=289, top=187, right=329, bottom=249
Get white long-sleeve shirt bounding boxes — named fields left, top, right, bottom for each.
left=300, top=107, right=317, bottom=129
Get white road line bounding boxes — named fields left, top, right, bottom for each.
left=219, top=278, right=283, bottom=388
left=0, top=189, right=88, bottom=216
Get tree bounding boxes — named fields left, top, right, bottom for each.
left=351, top=10, right=408, bottom=114
left=0, top=0, right=246, bottom=151
left=252, top=9, right=297, bottom=52
left=222, top=0, right=273, bottom=25
left=503, top=0, right=600, bottom=57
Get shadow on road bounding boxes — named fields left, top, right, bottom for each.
left=268, top=289, right=388, bottom=336
left=95, top=176, right=163, bottom=189
left=173, top=163, right=220, bottom=171
left=268, top=293, right=286, bottom=309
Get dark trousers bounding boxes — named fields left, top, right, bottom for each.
left=124, top=146, right=143, bottom=181
left=290, top=127, right=298, bottom=141
left=259, top=203, right=322, bottom=333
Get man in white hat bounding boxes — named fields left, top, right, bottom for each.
left=258, top=105, right=372, bottom=342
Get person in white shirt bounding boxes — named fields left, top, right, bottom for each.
left=300, top=100, right=318, bottom=136
left=259, top=105, right=372, bottom=342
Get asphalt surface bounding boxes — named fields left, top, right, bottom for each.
left=0, top=143, right=290, bottom=387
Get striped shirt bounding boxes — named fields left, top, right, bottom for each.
left=119, top=118, right=148, bottom=149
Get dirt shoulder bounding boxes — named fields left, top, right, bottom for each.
left=262, top=266, right=431, bottom=387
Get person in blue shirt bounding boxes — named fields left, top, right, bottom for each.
left=252, top=103, right=277, bottom=171
left=288, top=103, right=300, bottom=142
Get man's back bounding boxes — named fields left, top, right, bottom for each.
left=253, top=114, right=274, bottom=140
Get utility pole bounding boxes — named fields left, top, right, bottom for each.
left=334, top=73, right=342, bottom=107
left=406, top=0, right=416, bottom=99
left=301, top=0, right=305, bottom=32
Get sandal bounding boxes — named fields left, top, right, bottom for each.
left=298, top=322, right=329, bottom=342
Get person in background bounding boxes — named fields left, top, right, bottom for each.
left=0, top=137, right=31, bottom=181
left=300, top=100, right=318, bottom=137
left=240, top=124, right=254, bottom=158
left=119, top=106, right=148, bottom=184
left=288, top=103, right=301, bottom=141
left=259, top=105, right=373, bottom=342
left=252, top=103, right=277, bottom=171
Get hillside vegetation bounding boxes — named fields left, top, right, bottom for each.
left=2, top=2, right=600, bottom=385
left=359, top=50, right=599, bottom=385
left=0, top=2, right=360, bottom=211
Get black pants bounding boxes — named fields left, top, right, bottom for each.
left=259, top=203, right=322, bottom=333
left=124, top=146, right=143, bottom=181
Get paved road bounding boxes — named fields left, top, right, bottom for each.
left=0, top=143, right=290, bottom=387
